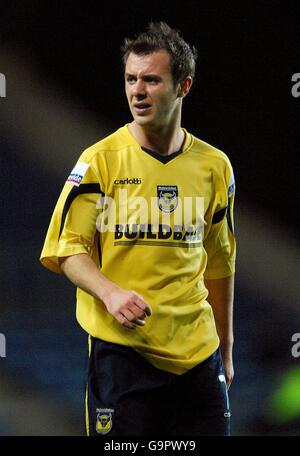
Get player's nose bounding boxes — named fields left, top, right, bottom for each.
left=131, top=79, right=147, bottom=97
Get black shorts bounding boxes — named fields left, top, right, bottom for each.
left=86, top=337, right=231, bottom=436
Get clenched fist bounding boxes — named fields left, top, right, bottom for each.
left=103, top=287, right=152, bottom=329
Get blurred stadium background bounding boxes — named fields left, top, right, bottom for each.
left=0, top=1, right=299, bottom=435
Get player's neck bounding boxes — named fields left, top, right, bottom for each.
left=129, top=121, right=185, bottom=156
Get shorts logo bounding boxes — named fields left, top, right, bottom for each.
left=96, top=408, right=114, bottom=435
left=67, top=162, right=89, bottom=186
left=157, top=185, right=178, bottom=213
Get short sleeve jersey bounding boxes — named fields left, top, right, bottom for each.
left=40, top=125, right=236, bottom=374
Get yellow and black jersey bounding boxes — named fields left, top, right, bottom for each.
left=40, top=125, right=236, bottom=374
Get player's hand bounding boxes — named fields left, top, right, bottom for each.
left=218, top=341, right=234, bottom=389
left=103, top=287, right=152, bottom=330
left=224, top=361, right=234, bottom=389
left=221, top=353, right=234, bottom=389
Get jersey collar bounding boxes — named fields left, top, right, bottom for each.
left=122, top=124, right=192, bottom=164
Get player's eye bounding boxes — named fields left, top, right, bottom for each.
left=144, top=76, right=160, bottom=84
left=126, top=75, right=136, bottom=83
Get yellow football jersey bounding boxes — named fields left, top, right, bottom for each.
left=40, top=125, right=236, bottom=374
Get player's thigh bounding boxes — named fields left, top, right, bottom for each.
left=86, top=337, right=170, bottom=436
left=87, top=388, right=163, bottom=436
left=166, top=349, right=231, bottom=436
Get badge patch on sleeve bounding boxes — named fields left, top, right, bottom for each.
left=228, top=171, right=235, bottom=197
left=67, top=162, right=89, bottom=186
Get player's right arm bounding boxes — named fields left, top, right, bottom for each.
left=40, top=152, right=151, bottom=329
left=60, top=253, right=152, bottom=329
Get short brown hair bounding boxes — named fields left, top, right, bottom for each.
left=121, top=21, right=197, bottom=85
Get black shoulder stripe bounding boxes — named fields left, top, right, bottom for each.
left=226, top=196, right=234, bottom=234
left=59, top=183, right=104, bottom=239
left=212, top=206, right=227, bottom=224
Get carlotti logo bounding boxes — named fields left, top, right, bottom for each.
left=114, top=177, right=142, bottom=184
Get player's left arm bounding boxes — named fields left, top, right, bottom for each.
left=203, top=159, right=236, bottom=387
left=204, top=274, right=234, bottom=388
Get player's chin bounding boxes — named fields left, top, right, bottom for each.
left=133, top=116, right=154, bottom=127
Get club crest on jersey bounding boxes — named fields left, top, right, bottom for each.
left=157, top=185, right=178, bottom=213
left=96, top=408, right=114, bottom=435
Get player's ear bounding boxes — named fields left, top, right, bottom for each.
left=177, top=76, right=193, bottom=98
